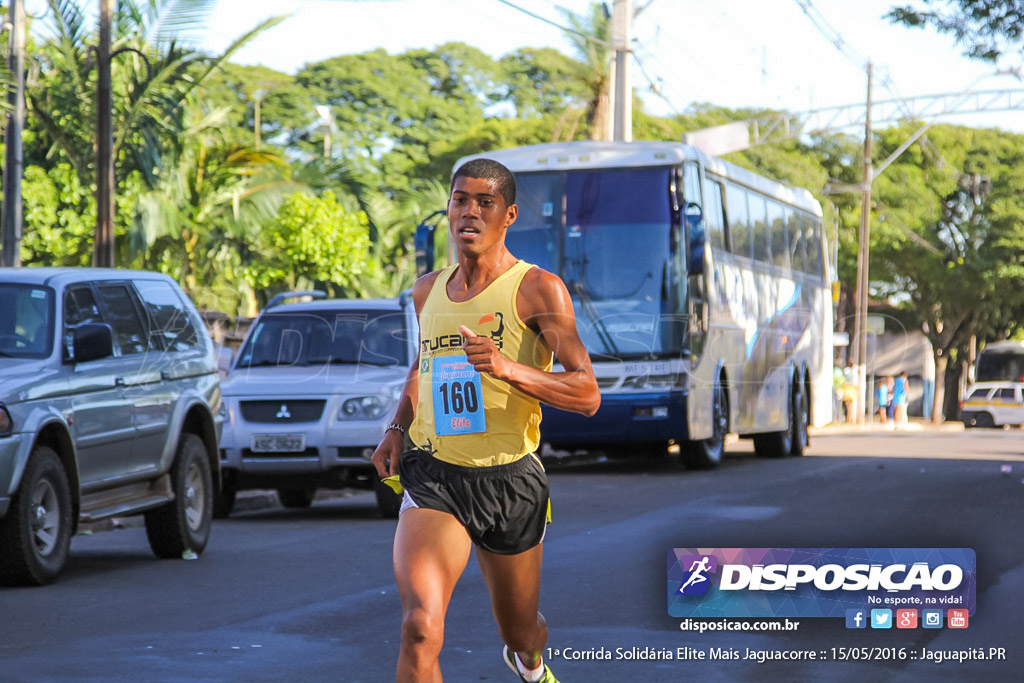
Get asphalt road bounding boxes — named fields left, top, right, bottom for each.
left=1, top=423, right=1022, bottom=682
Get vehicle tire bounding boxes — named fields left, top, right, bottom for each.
left=681, top=380, right=727, bottom=470
left=789, top=381, right=809, bottom=457
left=0, top=446, right=73, bottom=586
left=213, top=472, right=237, bottom=519
left=145, top=433, right=213, bottom=559
left=754, top=381, right=799, bottom=458
left=277, top=487, right=315, bottom=509
left=975, top=412, right=994, bottom=429
left=374, top=478, right=402, bottom=519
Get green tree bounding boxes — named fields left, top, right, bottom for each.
left=131, top=101, right=300, bottom=314
left=560, top=2, right=613, bottom=140
left=294, top=43, right=498, bottom=190
left=27, top=0, right=284, bottom=189
left=868, top=124, right=1024, bottom=420
left=888, top=0, right=1024, bottom=60
left=244, top=190, right=372, bottom=299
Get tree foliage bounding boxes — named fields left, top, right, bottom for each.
left=887, top=0, right=1024, bottom=61
left=244, top=190, right=371, bottom=297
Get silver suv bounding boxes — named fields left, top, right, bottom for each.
left=0, top=268, right=222, bottom=585
left=218, top=293, right=416, bottom=518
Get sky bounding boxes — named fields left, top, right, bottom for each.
left=25, top=0, right=1024, bottom=134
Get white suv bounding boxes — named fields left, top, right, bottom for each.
left=217, top=292, right=416, bottom=517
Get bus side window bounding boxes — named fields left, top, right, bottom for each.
left=704, top=178, right=727, bottom=251
left=749, top=193, right=770, bottom=264
left=805, top=218, right=825, bottom=277
left=789, top=211, right=805, bottom=273
left=683, top=162, right=702, bottom=206
left=724, top=183, right=751, bottom=259
left=769, top=200, right=789, bottom=269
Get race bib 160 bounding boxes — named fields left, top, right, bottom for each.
left=432, top=355, right=486, bottom=436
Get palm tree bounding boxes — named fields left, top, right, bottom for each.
left=131, top=99, right=302, bottom=314
left=561, top=2, right=613, bottom=140
left=28, top=0, right=286, bottom=190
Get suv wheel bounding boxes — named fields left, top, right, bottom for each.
left=0, top=447, right=73, bottom=586
left=145, top=434, right=213, bottom=559
left=374, top=479, right=402, bottom=519
left=277, top=487, right=315, bottom=509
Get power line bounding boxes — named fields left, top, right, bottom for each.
left=631, top=49, right=683, bottom=116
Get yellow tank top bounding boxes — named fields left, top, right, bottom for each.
left=410, top=260, right=553, bottom=467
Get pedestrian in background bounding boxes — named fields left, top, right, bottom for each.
left=886, top=376, right=896, bottom=426
left=893, top=371, right=909, bottom=428
left=876, top=377, right=889, bottom=425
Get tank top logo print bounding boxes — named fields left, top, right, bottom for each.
left=431, top=355, right=486, bottom=435
left=419, top=311, right=506, bottom=360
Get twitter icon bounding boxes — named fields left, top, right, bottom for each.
left=870, top=609, right=893, bottom=629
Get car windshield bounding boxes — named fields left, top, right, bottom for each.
left=236, top=309, right=409, bottom=368
left=0, top=284, right=55, bottom=358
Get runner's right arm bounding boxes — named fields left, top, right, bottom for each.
left=370, top=272, right=439, bottom=478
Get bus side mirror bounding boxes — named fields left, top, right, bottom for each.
left=414, top=209, right=447, bottom=276
left=685, top=202, right=705, bottom=276
left=414, top=222, right=436, bottom=276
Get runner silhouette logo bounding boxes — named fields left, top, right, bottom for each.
left=677, top=554, right=718, bottom=595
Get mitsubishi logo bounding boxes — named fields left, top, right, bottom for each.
left=276, top=404, right=291, bottom=419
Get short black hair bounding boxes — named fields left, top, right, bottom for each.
left=451, top=158, right=516, bottom=206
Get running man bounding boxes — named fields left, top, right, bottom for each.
left=372, top=158, right=600, bottom=683
left=678, top=556, right=712, bottom=593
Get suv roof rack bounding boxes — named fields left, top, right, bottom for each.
left=266, top=290, right=327, bottom=310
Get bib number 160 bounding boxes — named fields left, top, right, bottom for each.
left=438, top=381, right=479, bottom=415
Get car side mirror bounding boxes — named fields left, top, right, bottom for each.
left=685, top=202, right=705, bottom=276
left=72, top=323, right=114, bottom=363
left=217, top=346, right=234, bottom=374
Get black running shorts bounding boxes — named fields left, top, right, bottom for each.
left=398, top=449, right=549, bottom=555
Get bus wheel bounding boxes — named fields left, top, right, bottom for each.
left=754, top=382, right=800, bottom=458
left=682, top=381, right=727, bottom=470
left=790, top=382, right=809, bottom=456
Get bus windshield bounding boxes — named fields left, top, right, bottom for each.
left=976, top=344, right=1024, bottom=382
left=508, top=166, right=679, bottom=360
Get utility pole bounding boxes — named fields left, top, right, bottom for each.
left=852, top=62, right=873, bottom=423
left=1, top=0, right=26, bottom=268
left=94, top=0, right=116, bottom=268
left=611, top=0, right=632, bottom=141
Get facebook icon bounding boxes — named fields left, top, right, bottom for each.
left=846, top=609, right=867, bottom=629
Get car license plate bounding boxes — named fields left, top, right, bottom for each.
left=251, top=434, right=306, bottom=452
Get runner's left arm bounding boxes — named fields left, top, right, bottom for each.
left=459, top=268, right=600, bottom=416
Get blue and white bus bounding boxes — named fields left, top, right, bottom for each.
left=440, top=141, right=832, bottom=468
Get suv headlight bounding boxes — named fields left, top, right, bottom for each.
left=0, top=406, right=12, bottom=436
left=339, top=396, right=391, bottom=421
